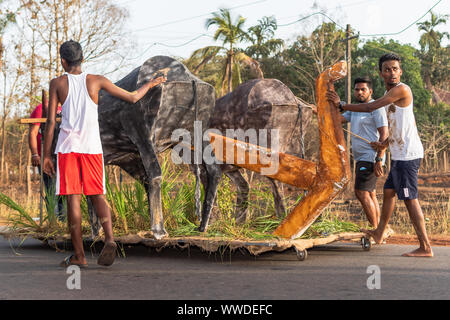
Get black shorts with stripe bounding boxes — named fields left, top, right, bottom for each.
left=355, top=161, right=377, bottom=192
left=384, top=159, right=421, bottom=200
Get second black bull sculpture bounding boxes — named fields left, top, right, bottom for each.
left=194, top=78, right=313, bottom=231
left=84, top=56, right=312, bottom=238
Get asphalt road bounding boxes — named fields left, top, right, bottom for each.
left=1, top=237, right=449, bottom=300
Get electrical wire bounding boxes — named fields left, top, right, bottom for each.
left=359, top=0, right=443, bottom=37
left=126, top=0, right=445, bottom=59
left=278, top=12, right=346, bottom=29
left=127, top=33, right=214, bottom=60
left=131, top=0, right=268, bottom=33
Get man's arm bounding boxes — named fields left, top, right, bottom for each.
left=325, top=90, right=348, bottom=123
left=376, top=126, right=389, bottom=158
left=28, top=124, right=40, bottom=167
left=42, top=78, right=59, bottom=176
left=374, top=126, right=389, bottom=177
left=341, top=85, right=410, bottom=113
left=99, top=75, right=166, bottom=104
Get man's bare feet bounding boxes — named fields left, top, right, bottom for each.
left=384, top=225, right=395, bottom=238
left=361, top=228, right=384, bottom=244
left=402, top=247, right=433, bottom=258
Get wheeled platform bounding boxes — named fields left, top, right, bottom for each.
left=0, top=227, right=371, bottom=261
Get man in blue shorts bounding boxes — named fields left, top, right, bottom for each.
left=328, top=53, right=433, bottom=257
left=328, top=76, right=388, bottom=228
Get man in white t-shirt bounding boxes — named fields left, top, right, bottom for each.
left=43, top=40, right=166, bottom=267
left=327, top=76, right=388, bottom=229
left=329, top=53, right=433, bottom=258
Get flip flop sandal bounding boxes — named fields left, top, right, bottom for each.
left=59, top=254, right=88, bottom=268
left=97, top=241, right=117, bottom=266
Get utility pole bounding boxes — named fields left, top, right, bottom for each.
left=343, top=24, right=359, bottom=178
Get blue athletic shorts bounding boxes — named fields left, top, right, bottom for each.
left=384, top=159, right=421, bottom=200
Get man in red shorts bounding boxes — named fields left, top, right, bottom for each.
left=29, top=101, right=65, bottom=221
left=43, top=40, right=166, bottom=267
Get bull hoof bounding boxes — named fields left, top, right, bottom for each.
left=152, top=229, right=168, bottom=240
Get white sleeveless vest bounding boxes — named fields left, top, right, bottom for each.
left=384, top=83, right=423, bottom=161
left=55, top=73, right=103, bottom=154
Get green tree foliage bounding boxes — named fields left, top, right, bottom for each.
left=416, top=11, right=449, bottom=89
left=186, top=8, right=262, bottom=97
left=246, top=16, right=284, bottom=59
left=353, top=38, right=448, bottom=167
left=353, top=39, right=431, bottom=118
left=261, top=22, right=349, bottom=103
left=0, top=2, right=16, bottom=68
left=184, top=9, right=262, bottom=96
left=0, top=4, right=15, bottom=33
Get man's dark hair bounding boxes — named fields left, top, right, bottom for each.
left=378, top=53, right=401, bottom=71
left=59, top=40, right=83, bottom=67
left=354, top=76, right=372, bottom=89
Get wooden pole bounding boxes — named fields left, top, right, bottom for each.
left=39, top=141, right=43, bottom=225
left=345, top=24, right=356, bottom=183
left=17, top=118, right=61, bottom=124
left=345, top=24, right=352, bottom=161
left=342, top=127, right=371, bottom=144
left=443, top=151, right=447, bottom=172
left=26, top=150, right=32, bottom=205
left=342, top=25, right=359, bottom=184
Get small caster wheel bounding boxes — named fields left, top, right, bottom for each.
left=361, top=237, right=371, bottom=251
left=295, top=248, right=308, bottom=261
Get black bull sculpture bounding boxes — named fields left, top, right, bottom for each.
left=69, top=56, right=312, bottom=237
left=90, top=56, right=215, bottom=239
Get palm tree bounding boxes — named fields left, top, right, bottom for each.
left=246, top=16, right=284, bottom=59
left=417, top=11, right=449, bottom=89
left=187, top=8, right=263, bottom=96
left=417, top=12, right=448, bottom=52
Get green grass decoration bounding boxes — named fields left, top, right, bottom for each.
left=1, top=192, right=39, bottom=229
left=0, top=156, right=360, bottom=241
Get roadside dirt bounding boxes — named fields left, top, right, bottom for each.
left=386, top=234, right=450, bottom=246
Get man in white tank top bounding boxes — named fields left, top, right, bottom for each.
left=43, top=40, right=166, bottom=267
left=329, top=53, right=433, bottom=258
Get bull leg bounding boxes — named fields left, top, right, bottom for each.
left=86, top=196, right=102, bottom=238
left=141, top=153, right=167, bottom=239
left=225, top=169, right=250, bottom=223
left=142, top=171, right=167, bottom=240
left=120, top=124, right=168, bottom=240
left=266, top=178, right=286, bottom=218
left=198, top=163, right=222, bottom=232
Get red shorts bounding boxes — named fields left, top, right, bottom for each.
left=56, top=153, right=105, bottom=195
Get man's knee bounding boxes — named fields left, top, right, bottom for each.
left=90, top=194, right=106, bottom=201
left=403, top=198, right=420, bottom=210
left=383, top=188, right=396, bottom=198
left=355, top=189, right=370, bottom=201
